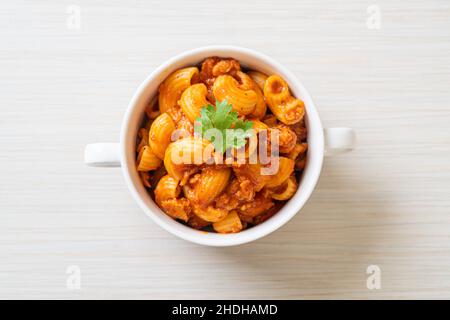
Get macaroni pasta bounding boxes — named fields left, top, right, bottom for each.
left=135, top=57, right=308, bottom=233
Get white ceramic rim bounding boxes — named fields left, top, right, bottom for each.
left=120, top=45, right=324, bottom=246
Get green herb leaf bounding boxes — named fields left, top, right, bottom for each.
left=195, top=99, right=254, bottom=154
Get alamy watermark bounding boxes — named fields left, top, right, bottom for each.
left=170, top=126, right=281, bottom=175
left=66, top=5, right=81, bottom=30
left=366, top=265, right=381, bottom=290
left=66, top=265, right=81, bottom=290
left=366, top=5, right=381, bottom=30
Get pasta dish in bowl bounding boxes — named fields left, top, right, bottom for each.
left=135, top=57, right=308, bottom=234
left=83, top=46, right=354, bottom=245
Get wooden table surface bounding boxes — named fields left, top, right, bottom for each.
left=1, top=0, right=450, bottom=299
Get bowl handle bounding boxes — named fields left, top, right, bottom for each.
left=84, top=143, right=121, bottom=167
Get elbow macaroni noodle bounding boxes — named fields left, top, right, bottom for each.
left=149, top=113, right=176, bottom=160
left=213, top=75, right=257, bottom=115
left=213, top=211, right=243, bottom=233
left=248, top=70, right=268, bottom=90
left=264, top=75, right=305, bottom=125
left=179, top=83, right=209, bottom=123
left=135, top=57, right=308, bottom=233
left=159, top=67, right=199, bottom=113
left=190, top=167, right=231, bottom=207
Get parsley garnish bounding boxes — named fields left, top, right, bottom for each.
left=194, top=100, right=254, bottom=154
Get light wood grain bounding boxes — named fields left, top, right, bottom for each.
left=1, top=0, right=450, bottom=299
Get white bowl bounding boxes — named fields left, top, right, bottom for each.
left=85, top=46, right=355, bottom=246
